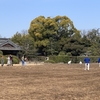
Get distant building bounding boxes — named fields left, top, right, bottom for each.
left=0, top=38, right=21, bottom=55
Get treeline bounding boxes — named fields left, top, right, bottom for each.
left=11, top=16, right=100, bottom=58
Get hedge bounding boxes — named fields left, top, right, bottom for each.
left=46, top=55, right=100, bottom=63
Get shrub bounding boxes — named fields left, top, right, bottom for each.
left=44, top=60, right=55, bottom=63
left=0, top=51, right=3, bottom=55
left=58, top=51, right=66, bottom=55
left=48, top=55, right=100, bottom=63
left=49, top=55, right=71, bottom=63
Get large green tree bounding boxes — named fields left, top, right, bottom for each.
left=28, top=16, right=80, bottom=56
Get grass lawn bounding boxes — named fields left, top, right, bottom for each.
left=0, top=63, right=100, bottom=100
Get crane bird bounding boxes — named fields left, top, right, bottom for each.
left=68, top=60, right=71, bottom=65
left=79, top=61, right=82, bottom=65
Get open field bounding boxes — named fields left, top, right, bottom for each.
left=0, top=63, right=100, bottom=100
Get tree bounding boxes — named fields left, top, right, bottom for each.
left=28, top=16, right=80, bottom=56
left=85, top=29, right=100, bottom=56
left=11, top=30, right=36, bottom=58
left=11, top=32, right=23, bottom=46
left=63, top=36, right=85, bottom=56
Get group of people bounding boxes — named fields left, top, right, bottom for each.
left=83, top=55, right=100, bottom=70
left=67, top=55, right=100, bottom=71
left=7, top=54, right=13, bottom=66
left=0, top=54, right=28, bottom=66
left=1, top=54, right=100, bottom=68
left=1, top=54, right=13, bottom=66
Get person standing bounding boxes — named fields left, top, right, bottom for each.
left=84, top=55, right=90, bottom=70
left=7, top=55, right=10, bottom=66
left=98, top=57, right=100, bottom=67
left=21, top=56, right=25, bottom=66
left=1, top=55, right=4, bottom=66
left=10, top=54, right=13, bottom=66
left=24, top=57, right=27, bottom=65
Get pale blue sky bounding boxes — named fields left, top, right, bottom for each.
left=0, top=0, right=100, bottom=38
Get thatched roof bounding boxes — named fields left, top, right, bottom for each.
left=0, top=38, right=21, bottom=50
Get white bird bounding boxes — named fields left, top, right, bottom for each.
left=68, top=60, right=71, bottom=65
left=79, top=61, right=82, bottom=64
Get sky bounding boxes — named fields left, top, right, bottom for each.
left=0, top=0, right=100, bottom=38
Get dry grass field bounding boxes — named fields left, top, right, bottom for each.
left=0, top=63, right=100, bottom=100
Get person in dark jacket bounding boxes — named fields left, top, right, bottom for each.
left=98, top=58, right=100, bottom=67
left=84, top=55, right=90, bottom=70
left=10, top=54, right=13, bottom=66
